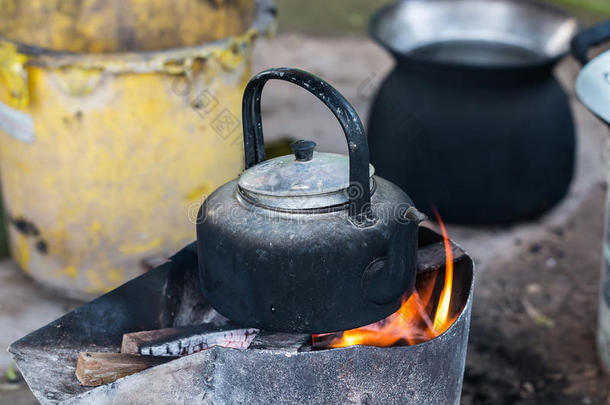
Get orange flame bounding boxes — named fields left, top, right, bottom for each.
left=312, top=214, right=456, bottom=349
left=433, top=210, right=453, bottom=332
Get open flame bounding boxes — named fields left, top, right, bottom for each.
left=312, top=213, right=456, bottom=348
left=433, top=212, right=453, bottom=332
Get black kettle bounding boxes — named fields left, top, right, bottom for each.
left=196, top=68, right=426, bottom=333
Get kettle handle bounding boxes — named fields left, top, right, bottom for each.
left=242, top=67, right=373, bottom=222
left=571, top=21, right=610, bottom=65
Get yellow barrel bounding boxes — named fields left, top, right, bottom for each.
left=0, top=0, right=276, bottom=299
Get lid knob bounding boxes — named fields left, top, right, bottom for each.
left=290, top=140, right=316, bottom=162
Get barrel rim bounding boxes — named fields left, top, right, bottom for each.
left=0, top=0, right=276, bottom=73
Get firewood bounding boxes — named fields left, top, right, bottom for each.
left=249, top=332, right=311, bottom=352
left=417, top=241, right=466, bottom=274
left=75, top=352, right=177, bottom=387
left=121, top=324, right=259, bottom=356
left=121, top=328, right=180, bottom=355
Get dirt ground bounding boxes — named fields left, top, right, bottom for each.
left=1, top=33, right=610, bottom=404
left=463, top=186, right=608, bottom=405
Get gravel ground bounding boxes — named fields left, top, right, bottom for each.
left=1, top=34, right=609, bottom=404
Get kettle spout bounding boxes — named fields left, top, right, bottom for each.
left=404, top=206, right=427, bottom=224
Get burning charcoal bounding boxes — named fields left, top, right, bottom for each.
left=75, top=352, right=177, bottom=387
left=122, top=324, right=259, bottom=357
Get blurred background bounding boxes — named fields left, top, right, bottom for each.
left=274, top=0, right=609, bottom=34
left=1, top=0, right=610, bottom=404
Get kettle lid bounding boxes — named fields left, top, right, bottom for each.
left=238, top=140, right=375, bottom=211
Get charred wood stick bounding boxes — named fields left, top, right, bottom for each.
left=417, top=241, right=466, bottom=275
left=76, top=352, right=177, bottom=387
left=122, top=324, right=259, bottom=356
left=121, top=328, right=181, bottom=355
left=249, top=332, right=311, bottom=352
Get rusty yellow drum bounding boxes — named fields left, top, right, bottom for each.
left=0, top=0, right=275, bottom=298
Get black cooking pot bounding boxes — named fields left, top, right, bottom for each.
left=367, top=0, right=578, bottom=224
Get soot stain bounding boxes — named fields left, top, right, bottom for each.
left=11, top=217, right=40, bottom=237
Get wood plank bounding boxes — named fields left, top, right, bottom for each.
left=75, top=352, right=177, bottom=387
left=121, top=328, right=179, bottom=355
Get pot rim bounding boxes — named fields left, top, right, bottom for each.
left=369, top=0, right=578, bottom=72
left=0, top=0, right=277, bottom=74
left=575, top=49, right=610, bottom=124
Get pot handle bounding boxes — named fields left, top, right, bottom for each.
left=571, top=20, right=610, bottom=65
left=242, top=67, right=373, bottom=222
